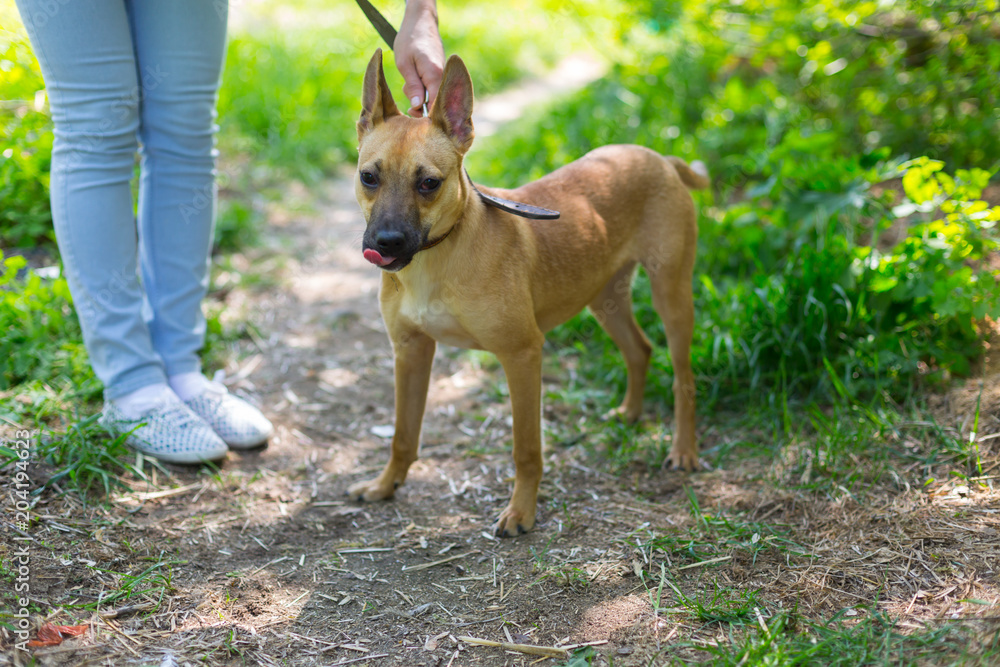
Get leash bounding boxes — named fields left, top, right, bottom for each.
left=353, top=0, right=561, bottom=221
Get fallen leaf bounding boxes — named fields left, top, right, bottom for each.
left=26, top=623, right=88, bottom=647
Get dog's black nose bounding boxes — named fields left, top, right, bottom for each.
left=374, top=230, right=406, bottom=255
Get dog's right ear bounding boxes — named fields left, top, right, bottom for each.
left=358, top=49, right=401, bottom=142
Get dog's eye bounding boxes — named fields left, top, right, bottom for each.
left=360, top=171, right=378, bottom=187
left=418, top=178, right=441, bottom=194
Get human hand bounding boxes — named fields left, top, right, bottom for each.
left=393, top=0, right=444, bottom=117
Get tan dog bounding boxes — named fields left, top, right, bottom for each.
left=347, top=49, right=708, bottom=537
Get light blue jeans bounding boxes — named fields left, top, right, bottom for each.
left=15, top=0, right=228, bottom=400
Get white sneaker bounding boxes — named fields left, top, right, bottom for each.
left=100, top=393, right=229, bottom=464
left=184, top=381, right=274, bottom=449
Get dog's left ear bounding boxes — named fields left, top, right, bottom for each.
left=358, top=48, right=401, bottom=142
left=430, top=55, right=474, bottom=154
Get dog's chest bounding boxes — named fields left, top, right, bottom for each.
left=397, top=283, right=481, bottom=349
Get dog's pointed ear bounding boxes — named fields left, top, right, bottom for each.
left=430, top=55, right=474, bottom=154
left=358, top=49, right=400, bottom=142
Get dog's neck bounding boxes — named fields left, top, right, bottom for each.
left=437, top=166, right=488, bottom=244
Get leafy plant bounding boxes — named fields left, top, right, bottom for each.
left=543, top=150, right=998, bottom=414
left=0, top=34, right=53, bottom=248
left=0, top=252, right=90, bottom=393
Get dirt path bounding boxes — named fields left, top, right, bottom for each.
left=4, top=61, right=1000, bottom=667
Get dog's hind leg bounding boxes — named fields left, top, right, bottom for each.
left=588, top=262, right=652, bottom=423
left=348, top=330, right=436, bottom=501
left=645, top=265, right=699, bottom=471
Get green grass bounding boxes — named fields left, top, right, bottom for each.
left=68, top=558, right=182, bottom=613
left=667, top=579, right=764, bottom=625
left=624, top=488, right=805, bottom=570
left=633, top=559, right=1000, bottom=665
left=628, top=557, right=1000, bottom=665
left=697, top=610, right=1000, bottom=666
left=215, top=0, right=600, bottom=183
left=528, top=534, right=592, bottom=589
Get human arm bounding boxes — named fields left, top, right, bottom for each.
left=393, top=0, right=444, bottom=117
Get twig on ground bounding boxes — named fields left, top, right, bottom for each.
left=676, top=555, right=732, bottom=570
left=402, top=551, right=478, bottom=572
left=328, top=654, right=389, bottom=666
left=114, top=482, right=203, bottom=504
left=458, top=635, right=570, bottom=658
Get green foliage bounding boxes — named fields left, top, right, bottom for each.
left=624, top=491, right=801, bottom=569
left=217, top=29, right=359, bottom=181
left=213, top=198, right=258, bottom=253
left=34, top=413, right=138, bottom=496
left=545, top=149, right=999, bottom=410
left=216, top=0, right=579, bottom=182
left=0, top=252, right=90, bottom=392
left=0, top=32, right=53, bottom=247
left=469, top=0, right=1000, bottom=187
left=460, top=1, right=1000, bottom=408
left=553, top=646, right=596, bottom=667
left=701, top=156, right=999, bottom=403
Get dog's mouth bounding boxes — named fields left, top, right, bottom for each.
left=362, top=247, right=412, bottom=271
left=362, top=224, right=425, bottom=272
left=363, top=248, right=396, bottom=267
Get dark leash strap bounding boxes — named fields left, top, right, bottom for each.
left=464, top=171, right=560, bottom=220
left=355, top=0, right=398, bottom=48
left=353, top=0, right=561, bottom=221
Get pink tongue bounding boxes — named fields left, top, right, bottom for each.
left=363, top=249, right=395, bottom=267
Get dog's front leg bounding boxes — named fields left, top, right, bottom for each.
left=348, top=330, right=436, bottom=501
left=493, top=344, right=544, bottom=537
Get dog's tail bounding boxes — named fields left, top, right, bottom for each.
left=666, top=156, right=710, bottom=190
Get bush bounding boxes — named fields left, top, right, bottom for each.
left=468, top=0, right=1000, bottom=188
left=0, top=35, right=53, bottom=248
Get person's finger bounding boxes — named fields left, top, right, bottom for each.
left=420, top=59, right=442, bottom=111
left=398, top=57, right=426, bottom=115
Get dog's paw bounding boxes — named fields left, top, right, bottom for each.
left=346, top=476, right=399, bottom=502
left=662, top=447, right=701, bottom=472
left=492, top=504, right=536, bottom=538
